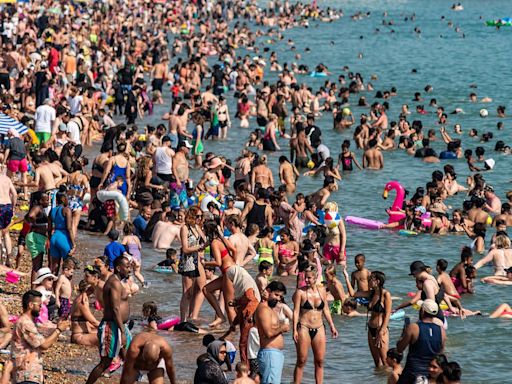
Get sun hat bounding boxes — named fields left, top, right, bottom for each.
left=33, top=267, right=57, bottom=285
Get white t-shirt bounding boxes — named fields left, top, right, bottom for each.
left=67, top=95, right=83, bottom=116
left=67, top=120, right=81, bottom=145
left=317, top=143, right=331, bottom=163
left=34, top=105, right=56, bottom=133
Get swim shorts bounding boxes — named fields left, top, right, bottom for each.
left=58, top=297, right=71, bottom=318
left=7, top=158, right=28, bottom=173
left=323, top=243, right=346, bottom=264
left=103, top=200, right=116, bottom=219
left=330, top=299, right=342, bottom=315
left=257, top=348, right=284, bottom=384
left=98, top=320, right=132, bottom=359
left=35, top=132, right=51, bottom=144
left=26, top=232, right=47, bottom=259
left=152, top=78, right=164, bottom=92
left=0, top=204, right=13, bottom=230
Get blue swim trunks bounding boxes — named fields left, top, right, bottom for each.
left=258, top=348, right=284, bottom=384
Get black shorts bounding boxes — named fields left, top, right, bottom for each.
left=157, top=173, right=174, bottom=183
left=152, top=78, right=164, bottom=92
left=179, top=269, right=200, bottom=278
left=257, top=116, right=267, bottom=127
left=90, top=176, right=102, bottom=189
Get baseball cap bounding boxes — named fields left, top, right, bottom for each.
left=409, top=261, right=428, bottom=276
left=418, top=299, right=439, bottom=315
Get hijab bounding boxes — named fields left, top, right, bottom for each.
left=206, top=340, right=226, bottom=365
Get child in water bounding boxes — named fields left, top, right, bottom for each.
left=142, top=301, right=205, bottom=333
left=255, top=260, right=273, bottom=295
left=351, top=254, right=370, bottom=293
left=386, top=348, right=404, bottom=384
left=156, top=248, right=179, bottom=273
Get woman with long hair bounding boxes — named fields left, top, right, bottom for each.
left=354, top=271, right=392, bottom=367
left=179, top=206, right=206, bottom=322
left=202, top=220, right=237, bottom=327
left=293, top=264, right=338, bottom=383
left=25, top=191, right=50, bottom=282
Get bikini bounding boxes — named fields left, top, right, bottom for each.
left=367, top=291, right=386, bottom=338
left=298, top=290, right=325, bottom=340
left=258, top=240, right=274, bottom=265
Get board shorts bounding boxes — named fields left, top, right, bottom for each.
left=0, top=204, right=13, bottom=230
left=257, top=348, right=284, bottom=384
left=26, top=232, right=47, bottom=259
left=58, top=297, right=71, bottom=318
left=323, top=243, right=346, bottom=264
left=7, top=158, right=28, bottom=173
left=35, top=132, right=51, bottom=144
left=49, top=229, right=73, bottom=259
left=330, top=299, right=342, bottom=315
left=103, top=200, right=116, bottom=219
left=98, top=320, right=132, bottom=359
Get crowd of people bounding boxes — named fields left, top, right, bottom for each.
left=0, top=0, right=509, bottom=383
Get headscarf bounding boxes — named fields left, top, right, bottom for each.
left=206, top=340, right=226, bottom=365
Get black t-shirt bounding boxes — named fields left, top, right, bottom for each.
left=306, top=124, right=322, bottom=148
left=6, top=137, right=26, bottom=160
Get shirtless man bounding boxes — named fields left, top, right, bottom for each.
left=225, top=215, right=256, bottom=266
left=371, top=104, right=388, bottom=130
left=152, top=212, right=182, bottom=250
left=251, top=155, right=274, bottom=192
left=86, top=256, right=132, bottom=384
left=279, top=156, right=299, bottom=193
left=151, top=58, right=168, bottom=94
left=254, top=281, right=288, bottom=384
left=309, top=176, right=337, bottom=209
left=120, top=330, right=176, bottom=384
left=0, top=167, right=17, bottom=265
left=171, top=141, right=192, bottom=188
left=363, top=139, right=384, bottom=170
left=23, top=154, right=65, bottom=192
left=293, top=125, right=314, bottom=168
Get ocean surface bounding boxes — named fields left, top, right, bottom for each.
left=80, top=1, right=512, bottom=382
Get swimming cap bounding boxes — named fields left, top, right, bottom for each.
left=342, top=108, right=351, bottom=116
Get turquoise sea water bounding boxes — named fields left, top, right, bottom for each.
left=78, top=1, right=512, bottom=382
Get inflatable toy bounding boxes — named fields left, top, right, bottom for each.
left=97, top=190, right=129, bottom=221
left=390, top=309, right=405, bottom=321
left=345, top=216, right=384, bottom=230
left=157, top=316, right=181, bottom=330
left=5, top=270, right=20, bottom=283
left=479, top=108, right=488, bottom=117
left=153, top=266, right=174, bottom=274
left=399, top=230, right=418, bottom=236
left=323, top=211, right=341, bottom=229
left=383, top=181, right=432, bottom=228
left=309, top=71, right=328, bottom=78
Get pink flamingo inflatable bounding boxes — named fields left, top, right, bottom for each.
left=383, top=181, right=407, bottom=224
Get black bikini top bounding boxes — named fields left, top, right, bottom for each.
left=368, top=290, right=386, bottom=314
left=301, top=290, right=325, bottom=311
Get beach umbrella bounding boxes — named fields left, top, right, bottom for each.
left=0, top=113, right=28, bottom=136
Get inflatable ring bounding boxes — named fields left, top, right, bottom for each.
left=153, top=266, right=174, bottom=274
left=412, top=302, right=449, bottom=311
left=157, top=316, right=181, bottom=330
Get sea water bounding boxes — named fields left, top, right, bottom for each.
left=80, top=1, right=512, bottom=382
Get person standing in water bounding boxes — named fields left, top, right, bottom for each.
left=86, top=256, right=132, bottom=384
left=293, top=265, right=338, bottom=383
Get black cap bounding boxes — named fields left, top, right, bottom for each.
left=409, top=260, right=427, bottom=276
left=504, top=267, right=512, bottom=274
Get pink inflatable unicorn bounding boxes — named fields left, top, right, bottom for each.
left=383, top=181, right=407, bottom=224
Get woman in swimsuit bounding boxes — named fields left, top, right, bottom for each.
left=191, top=112, right=205, bottom=167
left=474, top=234, right=512, bottom=276
left=293, top=264, right=338, bottom=383
left=353, top=271, right=392, bottom=367
left=90, top=147, right=110, bottom=197
left=67, top=160, right=90, bottom=236
left=203, top=220, right=237, bottom=327
left=179, top=207, right=207, bottom=322
left=70, top=279, right=100, bottom=346
left=490, top=303, right=512, bottom=318
left=448, top=209, right=473, bottom=233
left=121, top=222, right=145, bottom=286
left=275, top=227, right=299, bottom=276
left=337, top=139, right=362, bottom=172
left=100, top=142, right=131, bottom=197
left=253, top=226, right=274, bottom=263
left=25, top=192, right=49, bottom=283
